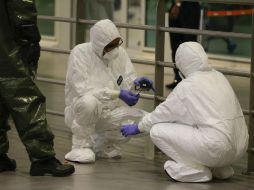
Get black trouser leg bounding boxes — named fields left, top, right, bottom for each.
left=0, top=47, right=55, bottom=163
left=0, top=99, right=10, bottom=155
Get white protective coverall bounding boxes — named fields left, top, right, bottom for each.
left=138, top=42, right=248, bottom=182
left=65, top=19, right=146, bottom=162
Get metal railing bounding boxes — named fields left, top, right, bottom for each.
left=249, top=2, right=254, bottom=174
left=38, top=0, right=254, bottom=173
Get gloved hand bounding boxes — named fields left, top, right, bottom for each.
left=119, top=89, right=139, bottom=106
left=134, top=77, right=155, bottom=92
left=121, top=124, right=140, bottom=137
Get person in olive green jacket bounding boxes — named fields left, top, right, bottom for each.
left=0, top=0, right=74, bottom=176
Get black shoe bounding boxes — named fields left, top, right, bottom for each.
left=227, top=41, right=237, bottom=54
left=30, top=157, right=75, bottom=177
left=0, top=154, right=16, bottom=172
left=166, top=80, right=179, bottom=89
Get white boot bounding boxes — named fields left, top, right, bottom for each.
left=96, top=145, right=122, bottom=159
left=65, top=148, right=95, bottom=163
left=211, top=166, right=234, bottom=179
left=164, top=160, right=212, bottom=182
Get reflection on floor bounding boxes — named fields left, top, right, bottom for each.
left=2, top=122, right=254, bottom=190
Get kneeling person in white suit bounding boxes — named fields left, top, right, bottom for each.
left=65, top=19, right=151, bottom=163
left=121, top=42, right=248, bottom=182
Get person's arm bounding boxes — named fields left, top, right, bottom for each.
left=68, top=52, right=120, bottom=102
left=169, top=0, right=181, bottom=19
left=120, top=90, right=192, bottom=137
left=6, top=0, right=41, bottom=78
left=71, top=68, right=139, bottom=106
left=138, top=90, right=193, bottom=133
left=68, top=46, right=140, bottom=107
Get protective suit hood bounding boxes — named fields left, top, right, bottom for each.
left=175, top=42, right=212, bottom=77
left=90, top=19, right=121, bottom=57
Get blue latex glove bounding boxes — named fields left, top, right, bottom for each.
left=121, top=124, right=140, bottom=137
left=119, top=89, right=140, bottom=106
left=134, top=77, right=155, bottom=92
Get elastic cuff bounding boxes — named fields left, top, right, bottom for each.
left=108, top=90, right=120, bottom=99
left=138, top=122, right=145, bottom=133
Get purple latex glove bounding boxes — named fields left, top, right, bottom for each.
left=119, top=89, right=139, bottom=106
left=121, top=124, right=140, bottom=137
left=134, top=77, right=155, bottom=92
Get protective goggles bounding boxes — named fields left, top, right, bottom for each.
left=103, top=38, right=123, bottom=55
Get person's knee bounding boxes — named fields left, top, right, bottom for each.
left=74, top=95, right=99, bottom=116
left=150, top=125, right=161, bottom=142
left=150, top=124, right=174, bottom=148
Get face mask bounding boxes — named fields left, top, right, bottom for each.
left=103, top=47, right=119, bottom=60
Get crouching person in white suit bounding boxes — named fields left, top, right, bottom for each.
left=64, top=19, right=151, bottom=163
left=121, top=42, right=249, bottom=182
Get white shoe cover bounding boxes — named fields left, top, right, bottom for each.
left=211, top=166, right=234, bottom=179
left=96, top=146, right=122, bottom=159
left=164, top=160, right=212, bottom=182
left=65, top=148, right=95, bottom=163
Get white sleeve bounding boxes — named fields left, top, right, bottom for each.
left=138, top=91, right=193, bottom=132
left=69, top=52, right=120, bottom=101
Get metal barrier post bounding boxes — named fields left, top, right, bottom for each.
left=155, top=0, right=165, bottom=110
left=71, top=0, right=85, bottom=47
left=198, top=3, right=205, bottom=43
left=248, top=10, right=254, bottom=174
left=144, top=0, right=166, bottom=160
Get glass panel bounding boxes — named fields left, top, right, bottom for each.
left=145, top=0, right=157, bottom=48
left=84, top=0, right=118, bottom=20
left=127, top=0, right=142, bottom=49
left=203, top=4, right=252, bottom=58
left=82, top=0, right=122, bottom=42
left=144, top=0, right=172, bottom=48
left=36, top=0, right=55, bottom=36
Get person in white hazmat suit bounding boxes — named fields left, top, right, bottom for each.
left=121, top=42, right=249, bottom=182
left=64, top=19, right=152, bottom=163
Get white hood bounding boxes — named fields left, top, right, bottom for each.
left=175, top=42, right=212, bottom=77
left=90, top=19, right=121, bottom=57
